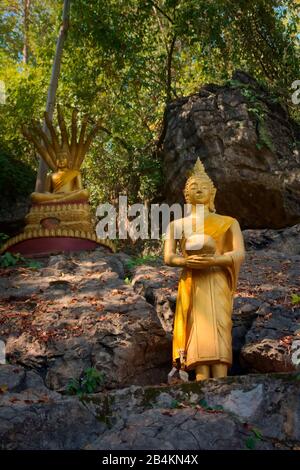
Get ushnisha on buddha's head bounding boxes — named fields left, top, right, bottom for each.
left=184, top=158, right=216, bottom=212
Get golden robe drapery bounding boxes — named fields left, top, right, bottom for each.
left=52, top=169, right=79, bottom=192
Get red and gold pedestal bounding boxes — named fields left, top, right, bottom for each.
left=0, top=200, right=115, bottom=257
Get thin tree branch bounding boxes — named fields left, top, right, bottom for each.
left=35, top=0, right=71, bottom=192
left=148, top=0, right=174, bottom=24
left=152, top=5, right=169, bottom=50
left=166, top=35, right=176, bottom=102
left=22, top=0, right=30, bottom=64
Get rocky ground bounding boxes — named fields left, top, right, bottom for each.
left=85, top=373, right=300, bottom=451
left=0, top=225, right=299, bottom=449
left=1, top=364, right=299, bottom=450
left=0, top=248, right=171, bottom=391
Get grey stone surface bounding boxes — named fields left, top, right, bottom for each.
left=243, top=224, right=300, bottom=255
left=162, top=71, right=300, bottom=229
left=84, top=373, right=300, bottom=450
left=1, top=366, right=299, bottom=450
left=0, top=364, right=25, bottom=391
left=0, top=365, right=104, bottom=450
left=0, top=248, right=171, bottom=391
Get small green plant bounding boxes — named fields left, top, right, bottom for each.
left=124, top=277, right=132, bottom=285
left=225, top=79, right=248, bottom=88
left=0, top=233, right=9, bottom=247
left=291, top=294, right=300, bottom=305
left=0, top=252, right=24, bottom=267
left=170, top=399, right=180, bottom=409
left=240, top=88, right=274, bottom=152
left=25, top=260, right=42, bottom=269
left=245, top=426, right=263, bottom=449
left=125, top=254, right=159, bottom=270
left=198, top=398, right=224, bottom=412
left=0, top=252, right=42, bottom=269
left=67, top=367, right=105, bottom=397
left=245, top=436, right=256, bottom=450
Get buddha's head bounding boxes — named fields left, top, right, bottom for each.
left=184, top=159, right=216, bottom=212
left=56, top=145, right=69, bottom=170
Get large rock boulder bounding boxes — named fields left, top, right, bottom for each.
left=239, top=250, right=300, bottom=373
left=1, top=364, right=299, bottom=449
left=162, top=71, right=300, bottom=229
left=0, top=233, right=299, bottom=449
left=1, top=226, right=298, bottom=385
left=243, top=223, right=300, bottom=255
left=0, top=152, right=34, bottom=236
left=0, top=248, right=171, bottom=391
left=0, top=364, right=105, bottom=450
left=132, top=264, right=178, bottom=333
left=85, top=373, right=300, bottom=450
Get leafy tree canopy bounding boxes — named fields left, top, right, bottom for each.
left=0, top=0, right=299, bottom=205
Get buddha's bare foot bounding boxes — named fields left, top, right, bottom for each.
left=195, top=365, right=210, bottom=381
left=211, top=363, right=227, bottom=378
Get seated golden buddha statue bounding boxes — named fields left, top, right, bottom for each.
left=0, top=105, right=115, bottom=255
left=20, top=105, right=103, bottom=235
left=23, top=105, right=98, bottom=204
left=30, top=145, right=89, bottom=204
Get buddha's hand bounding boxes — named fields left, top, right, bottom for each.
left=186, top=255, right=215, bottom=269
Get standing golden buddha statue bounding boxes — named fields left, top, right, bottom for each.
left=164, top=158, right=245, bottom=381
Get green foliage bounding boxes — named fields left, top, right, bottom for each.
left=198, top=398, right=209, bottom=409
left=245, top=436, right=256, bottom=450
left=251, top=427, right=263, bottom=440
left=239, top=86, right=275, bottom=152
left=0, top=252, right=42, bottom=269
left=0, top=233, right=9, bottom=247
left=198, top=398, right=224, bottom=412
left=0, top=252, right=24, bottom=267
left=67, top=368, right=105, bottom=397
left=0, top=150, right=35, bottom=200
left=0, top=0, right=299, bottom=207
left=25, top=260, right=42, bottom=270
left=170, top=399, right=180, bottom=409
left=125, top=254, right=160, bottom=270
left=291, top=294, right=300, bottom=305
left=244, top=425, right=263, bottom=449
left=256, top=122, right=275, bottom=152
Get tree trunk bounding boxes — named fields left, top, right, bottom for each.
left=166, top=35, right=176, bottom=103
left=35, top=0, right=71, bottom=192
left=22, top=0, right=30, bottom=64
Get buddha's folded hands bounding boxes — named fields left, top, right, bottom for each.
left=186, top=255, right=215, bottom=269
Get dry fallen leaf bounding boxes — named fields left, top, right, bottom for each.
left=0, top=384, right=8, bottom=394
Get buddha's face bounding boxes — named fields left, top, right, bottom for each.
left=187, top=177, right=211, bottom=205
left=57, top=151, right=68, bottom=169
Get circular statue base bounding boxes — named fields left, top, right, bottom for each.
left=0, top=229, right=115, bottom=257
